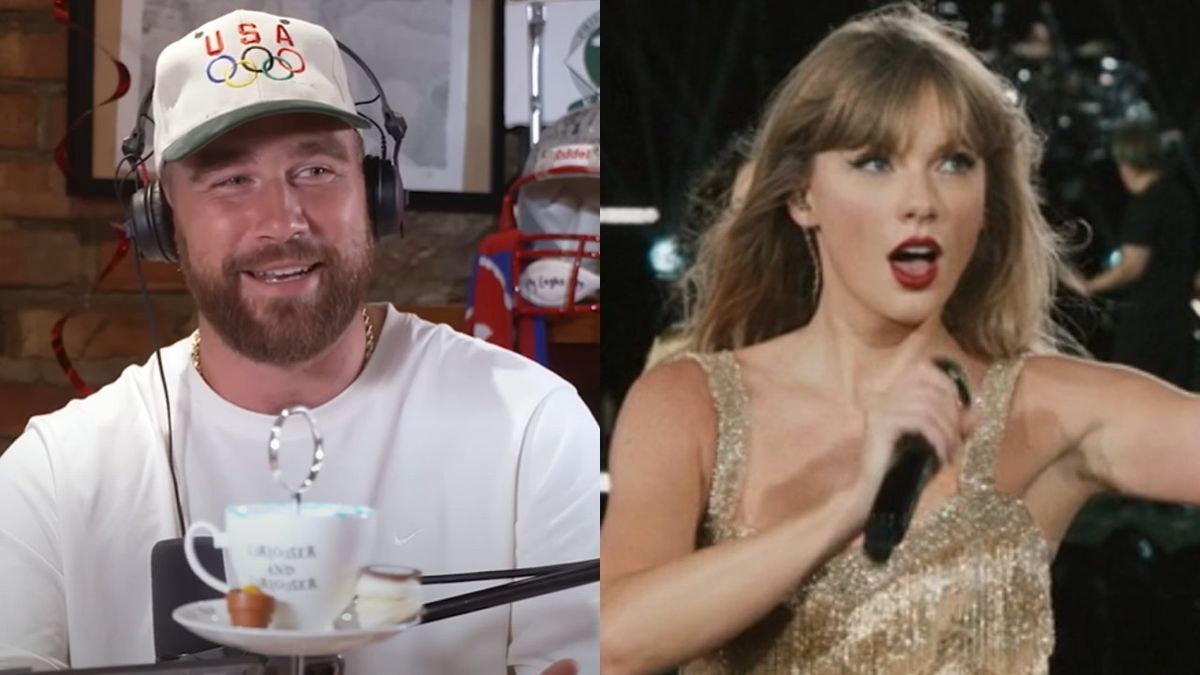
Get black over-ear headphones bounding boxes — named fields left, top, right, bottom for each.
left=121, top=41, right=408, bottom=264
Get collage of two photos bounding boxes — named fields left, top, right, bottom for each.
left=5, top=0, right=1200, bottom=673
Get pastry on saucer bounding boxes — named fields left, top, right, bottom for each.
left=226, top=584, right=276, bottom=628
left=354, top=566, right=422, bottom=628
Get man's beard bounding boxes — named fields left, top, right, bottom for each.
left=179, top=234, right=373, bottom=366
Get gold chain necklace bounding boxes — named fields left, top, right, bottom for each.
left=192, top=306, right=376, bottom=378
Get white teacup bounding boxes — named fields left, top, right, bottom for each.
left=184, top=502, right=377, bottom=630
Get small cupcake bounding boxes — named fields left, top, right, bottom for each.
left=226, top=584, right=276, bottom=628
left=354, top=566, right=423, bottom=628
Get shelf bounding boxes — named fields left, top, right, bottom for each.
left=395, top=305, right=599, bottom=344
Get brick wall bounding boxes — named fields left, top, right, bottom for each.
left=0, top=5, right=501, bottom=452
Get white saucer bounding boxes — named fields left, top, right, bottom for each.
left=173, top=599, right=421, bottom=657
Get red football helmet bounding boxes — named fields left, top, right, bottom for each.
left=500, top=103, right=600, bottom=317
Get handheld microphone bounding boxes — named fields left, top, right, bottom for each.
left=863, top=357, right=972, bottom=563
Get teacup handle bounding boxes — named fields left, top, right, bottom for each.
left=183, top=520, right=230, bottom=594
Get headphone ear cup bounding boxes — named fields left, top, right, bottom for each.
left=125, top=181, right=178, bottom=264
left=362, top=154, right=404, bottom=240
left=390, top=158, right=405, bottom=237
left=362, top=154, right=381, bottom=240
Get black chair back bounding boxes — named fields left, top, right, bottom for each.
left=151, top=537, right=223, bottom=659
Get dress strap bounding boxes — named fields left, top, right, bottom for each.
left=960, top=355, right=1029, bottom=492
left=683, top=351, right=750, bottom=540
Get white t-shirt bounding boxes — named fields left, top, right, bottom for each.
left=0, top=306, right=599, bottom=673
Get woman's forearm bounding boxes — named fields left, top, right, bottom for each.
left=600, top=489, right=866, bottom=675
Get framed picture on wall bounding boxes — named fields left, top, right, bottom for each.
left=65, top=0, right=505, bottom=211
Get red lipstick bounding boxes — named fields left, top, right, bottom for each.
left=888, top=237, right=941, bottom=290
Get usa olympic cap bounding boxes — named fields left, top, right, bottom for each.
left=151, top=8, right=370, bottom=172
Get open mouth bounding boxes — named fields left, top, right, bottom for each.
left=888, top=239, right=941, bottom=289
left=245, top=262, right=323, bottom=284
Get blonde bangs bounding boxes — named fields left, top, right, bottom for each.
left=811, top=38, right=1007, bottom=161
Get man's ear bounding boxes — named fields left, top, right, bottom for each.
left=787, top=191, right=816, bottom=228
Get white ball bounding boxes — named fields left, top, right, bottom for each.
left=520, top=259, right=601, bottom=308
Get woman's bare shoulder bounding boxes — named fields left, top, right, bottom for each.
left=612, top=355, right=727, bottom=484
left=1021, top=352, right=1163, bottom=396
left=604, top=357, right=722, bottom=586
left=1015, top=352, right=1185, bottom=436
left=630, top=354, right=719, bottom=422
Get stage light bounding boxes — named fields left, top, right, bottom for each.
left=601, top=207, right=660, bottom=226
left=648, top=236, right=685, bottom=280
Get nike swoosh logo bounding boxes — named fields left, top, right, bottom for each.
left=394, top=529, right=421, bottom=546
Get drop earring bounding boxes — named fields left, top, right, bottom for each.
left=802, top=225, right=822, bottom=311
left=792, top=192, right=822, bottom=312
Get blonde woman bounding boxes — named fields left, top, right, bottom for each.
left=600, top=4, right=1200, bottom=674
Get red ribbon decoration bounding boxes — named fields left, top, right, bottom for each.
left=52, top=0, right=131, bottom=179
left=50, top=0, right=137, bottom=397
left=49, top=226, right=132, bottom=398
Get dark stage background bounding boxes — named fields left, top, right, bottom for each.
left=602, top=1, right=1200, bottom=672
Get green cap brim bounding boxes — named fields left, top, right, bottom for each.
left=161, top=100, right=372, bottom=163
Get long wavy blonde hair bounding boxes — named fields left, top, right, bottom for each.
left=677, top=3, right=1072, bottom=359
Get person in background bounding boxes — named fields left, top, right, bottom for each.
left=1084, top=119, right=1200, bottom=389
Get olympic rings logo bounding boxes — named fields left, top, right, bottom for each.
left=207, top=46, right=306, bottom=88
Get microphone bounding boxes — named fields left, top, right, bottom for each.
left=863, top=358, right=971, bottom=563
